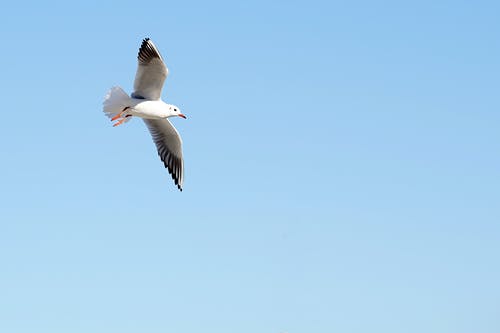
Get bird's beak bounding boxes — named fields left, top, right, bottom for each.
left=178, top=114, right=187, bottom=119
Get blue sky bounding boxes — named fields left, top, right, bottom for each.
left=0, top=1, right=499, bottom=332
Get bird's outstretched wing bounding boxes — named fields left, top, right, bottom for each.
left=143, top=119, right=184, bottom=191
left=132, top=38, right=168, bottom=100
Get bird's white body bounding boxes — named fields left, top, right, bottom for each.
left=104, top=86, right=181, bottom=120
left=129, top=99, right=170, bottom=119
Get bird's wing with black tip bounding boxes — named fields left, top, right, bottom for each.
left=143, top=119, right=184, bottom=191
left=132, top=38, right=168, bottom=100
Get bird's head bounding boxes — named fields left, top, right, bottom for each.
left=166, top=104, right=186, bottom=119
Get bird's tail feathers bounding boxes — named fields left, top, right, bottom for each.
left=103, top=86, right=131, bottom=120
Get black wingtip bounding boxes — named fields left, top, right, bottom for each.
left=137, top=37, right=162, bottom=63
left=140, top=38, right=151, bottom=49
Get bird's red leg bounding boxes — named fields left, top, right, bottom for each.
left=111, top=107, right=130, bottom=121
left=113, top=118, right=127, bottom=127
left=111, top=113, right=122, bottom=121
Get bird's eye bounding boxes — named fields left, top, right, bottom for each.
left=174, top=108, right=177, bottom=111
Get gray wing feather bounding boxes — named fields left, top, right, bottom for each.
left=143, top=119, right=184, bottom=191
left=132, top=38, right=168, bottom=100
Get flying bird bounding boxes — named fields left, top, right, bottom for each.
left=103, top=38, right=186, bottom=191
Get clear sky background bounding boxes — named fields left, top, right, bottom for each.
left=0, top=1, right=499, bottom=332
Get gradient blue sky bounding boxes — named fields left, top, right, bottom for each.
left=0, top=1, right=499, bottom=332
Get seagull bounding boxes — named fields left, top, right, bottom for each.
left=103, top=38, right=186, bottom=191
